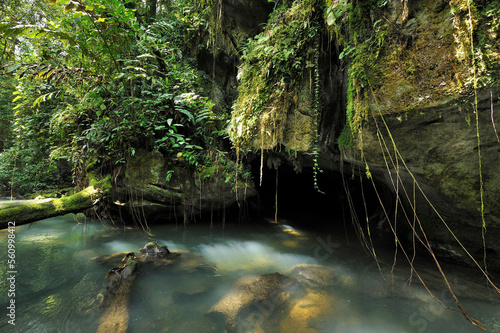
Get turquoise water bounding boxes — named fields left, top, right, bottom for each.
left=0, top=214, right=499, bottom=332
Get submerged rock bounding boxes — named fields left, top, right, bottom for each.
left=285, top=264, right=354, bottom=289
left=207, top=273, right=305, bottom=332
left=171, top=289, right=209, bottom=305
left=98, top=253, right=139, bottom=333
left=102, top=254, right=139, bottom=296
left=206, top=267, right=340, bottom=333
left=96, top=242, right=188, bottom=332
left=70, top=274, right=103, bottom=315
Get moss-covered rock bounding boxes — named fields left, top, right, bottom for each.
left=112, top=149, right=256, bottom=223
left=229, top=0, right=323, bottom=151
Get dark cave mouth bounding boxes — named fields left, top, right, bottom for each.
left=251, top=161, right=393, bottom=232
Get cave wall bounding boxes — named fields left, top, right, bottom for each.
left=347, top=89, right=500, bottom=270
left=195, top=0, right=500, bottom=269
left=339, top=0, right=500, bottom=269
left=196, top=0, right=275, bottom=113
left=111, top=149, right=256, bottom=224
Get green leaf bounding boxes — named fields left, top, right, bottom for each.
left=33, top=95, right=43, bottom=107
left=327, top=12, right=335, bottom=26
left=177, top=107, right=194, bottom=122
left=27, top=30, right=38, bottom=38
left=100, top=104, right=106, bottom=111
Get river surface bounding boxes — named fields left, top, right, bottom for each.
left=0, top=213, right=499, bottom=332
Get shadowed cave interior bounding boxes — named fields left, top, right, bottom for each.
left=249, top=158, right=393, bottom=235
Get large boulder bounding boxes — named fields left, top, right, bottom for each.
left=111, top=149, right=256, bottom=223
left=206, top=269, right=338, bottom=333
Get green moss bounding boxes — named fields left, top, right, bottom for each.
left=0, top=186, right=103, bottom=228
left=85, top=171, right=112, bottom=195
left=89, top=174, right=112, bottom=193
left=229, top=0, right=322, bottom=151
left=124, top=150, right=163, bottom=186
left=342, top=0, right=500, bottom=122
left=196, top=151, right=252, bottom=193
left=126, top=259, right=137, bottom=266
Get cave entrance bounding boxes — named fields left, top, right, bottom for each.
left=252, top=160, right=391, bottom=234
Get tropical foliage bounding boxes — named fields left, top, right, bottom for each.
left=0, top=0, right=234, bottom=195
left=229, top=0, right=322, bottom=150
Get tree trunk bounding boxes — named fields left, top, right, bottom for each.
left=0, top=186, right=103, bottom=229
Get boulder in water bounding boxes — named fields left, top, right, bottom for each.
left=207, top=272, right=305, bottom=332
left=140, top=241, right=177, bottom=259
left=206, top=266, right=350, bottom=332
left=286, top=264, right=354, bottom=289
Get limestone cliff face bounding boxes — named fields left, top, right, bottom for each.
left=347, top=89, right=500, bottom=270
left=209, top=0, right=500, bottom=268
left=195, top=0, right=275, bottom=115
left=342, top=0, right=500, bottom=269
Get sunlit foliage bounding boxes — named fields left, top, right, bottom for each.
left=0, top=0, right=233, bottom=195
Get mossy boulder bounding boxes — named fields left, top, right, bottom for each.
left=140, top=241, right=173, bottom=258
left=112, top=149, right=256, bottom=223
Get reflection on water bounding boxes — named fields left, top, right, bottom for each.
left=0, top=214, right=499, bottom=333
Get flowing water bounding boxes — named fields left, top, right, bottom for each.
left=0, top=213, right=499, bottom=332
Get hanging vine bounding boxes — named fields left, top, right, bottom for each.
left=312, top=29, right=324, bottom=193
left=325, top=0, right=500, bottom=329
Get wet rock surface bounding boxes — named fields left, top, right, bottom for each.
left=350, top=89, right=500, bottom=271
left=207, top=272, right=306, bottom=332
left=94, top=242, right=185, bottom=332
left=206, top=261, right=499, bottom=332
left=206, top=265, right=348, bottom=333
